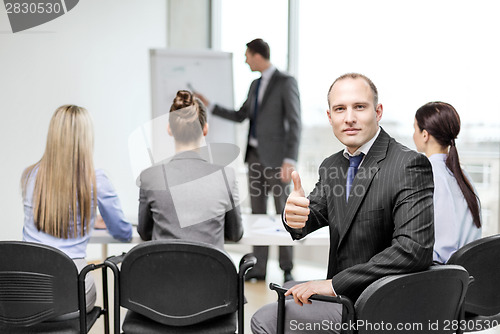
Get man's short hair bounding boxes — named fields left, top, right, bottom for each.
left=327, top=73, right=378, bottom=107
left=246, top=38, right=270, bottom=60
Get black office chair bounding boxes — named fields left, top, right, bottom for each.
left=105, top=240, right=256, bottom=334
left=0, top=241, right=109, bottom=334
left=270, top=265, right=469, bottom=334
left=448, top=234, right=500, bottom=333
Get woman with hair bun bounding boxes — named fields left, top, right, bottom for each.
left=413, top=101, right=481, bottom=263
left=138, top=90, right=243, bottom=250
left=22, top=105, right=133, bottom=317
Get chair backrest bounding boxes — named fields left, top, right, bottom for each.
left=0, top=241, right=79, bottom=326
left=448, top=234, right=500, bottom=316
left=119, top=240, right=239, bottom=326
left=354, top=265, right=469, bottom=334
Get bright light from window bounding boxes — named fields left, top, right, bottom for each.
left=220, top=0, right=288, bottom=107
left=298, top=0, right=500, bottom=134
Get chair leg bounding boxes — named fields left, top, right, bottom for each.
left=269, top=283, right=287, bottom=334
left=276, top=291, right=286, bottom=334
left=102, top=267, right=110, bottom=334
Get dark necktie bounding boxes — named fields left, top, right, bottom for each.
left=250, top=77, right=261, bottom=139
left=346, top=153, right=364, bottom=201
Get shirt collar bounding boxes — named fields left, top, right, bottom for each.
left=343, top=127, right=381, bottom=159
left=171, top=149, right=206, bottom=162
left=261, top=64, right=276, bottom=82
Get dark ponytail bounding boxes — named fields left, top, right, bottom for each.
left=415, top=102, right=481, bottom=228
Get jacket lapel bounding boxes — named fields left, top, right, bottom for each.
left=337, top=129, right=390, bottom=245
left=250, top=79, right=260, bottom=114
left=260, top=70, right=279, bottom=108
left=330, top=154, right=349, bottom=227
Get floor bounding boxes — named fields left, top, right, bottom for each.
left=88, top=254, right=500, bottom=334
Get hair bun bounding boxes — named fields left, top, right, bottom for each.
left=171, top=90, right=194, bottom=111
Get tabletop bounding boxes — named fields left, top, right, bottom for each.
left=89, top=214, right=330, bottom=246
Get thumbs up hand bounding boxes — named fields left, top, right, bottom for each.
left=285, top=171, right=310, bottom=229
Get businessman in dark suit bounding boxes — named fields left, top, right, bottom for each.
left=251, top=73, right=434, bottom=333
left=196, top=39, right=301, bottom=282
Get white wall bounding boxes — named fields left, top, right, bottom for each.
left=168, top=0, right=210, bottom=49
left=0, top=0, right=167, bottom=240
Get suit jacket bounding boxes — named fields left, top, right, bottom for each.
left=138, top=150, right=243, bottom=250
left=286, top=129, right=435, bottom=301
left=213, top=69, right=301, bottom=168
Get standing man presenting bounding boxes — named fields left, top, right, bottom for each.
left=196, top=38, right=301, bottom=282
left=251, top=73, right=434, bottom=333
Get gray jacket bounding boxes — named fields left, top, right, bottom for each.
left=138, top=150, right=243, bottom=250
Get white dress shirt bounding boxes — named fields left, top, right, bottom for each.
left=23, top=168, right=132, bottom=258
left=342, top=127, right=381, bottom=164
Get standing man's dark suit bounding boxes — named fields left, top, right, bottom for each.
left=206, top=39, right=301, bottom=280
left=213, top=69, right=301, bottom=169
left=251, top=74, right=434, bottom=334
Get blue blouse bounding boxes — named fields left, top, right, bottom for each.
left=23, top=168, right=132, bottom=258
left=429, top=154, right=482, bottom=263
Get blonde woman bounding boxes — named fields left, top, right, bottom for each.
left=21, top=105, right=132, bottom=318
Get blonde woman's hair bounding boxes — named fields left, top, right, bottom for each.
left=22, top=105, right=96, bottom=238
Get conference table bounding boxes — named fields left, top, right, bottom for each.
left=89, top=214, right=330, bottom=258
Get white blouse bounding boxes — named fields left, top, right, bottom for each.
left=429, top=153, right=482, bottom=263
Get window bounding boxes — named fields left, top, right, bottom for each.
left=217, top=1, right=500, bottom=232
left=464, top=163, right=491, bottom=188
left=297, top=0, right=500, bottom=234
left=219, top=0, right=289, bottom=212
left=220, top=0, right=288, bottom=107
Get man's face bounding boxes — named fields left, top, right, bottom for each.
left=245, top=49, right=258, bottom=72
left=327, top=77, right=383, bottom=154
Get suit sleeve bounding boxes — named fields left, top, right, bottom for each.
left=332, top=153, right=435, bottom=299
left=281, top=76, right=301, bottom=162
left=223, top=167, right=244, bottom=242
left=212, top=80, right=256, bottom=123
left=137, top=185, right=154, bottom=241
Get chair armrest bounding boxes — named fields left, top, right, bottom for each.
left=238, top=253, right=257, bottom=278
left=236, top=253, right=256, bottom=334
left=269, top=283, right=355, bottom=334
left=104, top=253, right=126, bottom=270
left=270, top=283, right=351, bottom=304
left=78, top=261, right=108, bottom=334
left=104, top=253, right=126, bottom=334
left=468, top=275, right=475, bottom=287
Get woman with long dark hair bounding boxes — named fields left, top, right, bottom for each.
left=413, top=101, right=481, bottom=263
